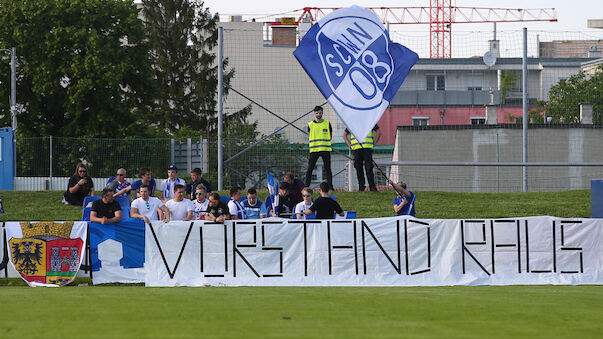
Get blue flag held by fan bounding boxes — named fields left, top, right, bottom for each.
left=294, top=5, right=418, bottom=143
left=266, top=169, right=279, bottom=216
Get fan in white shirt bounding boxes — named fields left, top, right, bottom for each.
left=164, top=184, right=194, bottom=221
left=192, top=184, right=209, bottom=220
left=295, top=187, right=314, bottom=220
left=130, top=185, right=170, bottom=224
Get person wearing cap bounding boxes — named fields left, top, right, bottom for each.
left=266, top=181, right=295, bottom=217
left=305, top=105, right=333, bottom=191
left=159, top=165, right=186, bottom=203
left=205, top=193, right=230, bottom=223
left=106, top=168, right=131, bottom=197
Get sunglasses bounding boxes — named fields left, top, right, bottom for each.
left=303, top=194, right=311, bottom=197
left=196, top=192, right=205, bottom=196
left=116, top=173, right=125, bottom=176
left=78, top=170, right=87, bottom=173
left=145, top=201, right=150, bottom=209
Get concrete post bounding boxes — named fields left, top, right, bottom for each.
left=485, top=104, right=498, bottom=124
left=580, top=103, right=593, bottom=124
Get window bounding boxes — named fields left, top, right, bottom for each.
left=426, top=75, right=445, bottom=91
left=470, top=117, right=486, bottom=125
left=412, top=117, right=429, bottom=126
left=467, top=73, right=483, bottom=91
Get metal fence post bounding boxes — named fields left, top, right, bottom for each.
left=187, top=138, right=192, bottom=173
left=522, top=27, right=529, bottom=192
left=49, top=135, right=53, bottom=190
left=170, top=138, right=175, bottom=166
left=217, top=26, right=224, bottom=191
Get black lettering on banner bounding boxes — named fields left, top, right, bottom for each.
left=491, top=220, right=521, bottom=274
left=199, top=223, right=228, bottom=277
left=404, top=219, right=431, bottom=275
left=525, top=220, right=555, bottom=273
left=361, top=220, right=401, bottom=274
left=232, top=221, right=260, bottom=278
left=460, top=220, right=491, bottom=275
left=328, top=220, right=359, bottom=275
left=148, top=222, right=194, bottom=279
left=290, top=220, right=321, bottom=276
left=261, top=221, right=285, bottom=278
left=559, top=220, right=584, bottom=274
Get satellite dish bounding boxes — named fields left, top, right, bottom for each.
left=483, top=51, right=497, bottom=67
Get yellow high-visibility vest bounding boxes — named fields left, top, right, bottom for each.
left=350, top=130, right=374, bottom=150
left=308, top=120, right=332, bottom=153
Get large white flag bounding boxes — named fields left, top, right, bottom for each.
left=294, top=6, right=418, bottom=143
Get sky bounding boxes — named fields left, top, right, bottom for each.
left=202, top=0, right=603, bottom=32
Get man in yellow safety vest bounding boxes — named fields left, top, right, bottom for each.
left=305, top=106, right=333, bottom=190
left=343, top=125, right=381, bottom=192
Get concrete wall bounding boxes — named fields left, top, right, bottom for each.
left=390, top=126, right=603, bottom=192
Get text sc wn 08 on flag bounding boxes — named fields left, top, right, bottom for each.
left=294, top=6, right=418, bottom=143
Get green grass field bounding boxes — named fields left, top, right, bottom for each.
left=0, top=189, right=599, bottom=338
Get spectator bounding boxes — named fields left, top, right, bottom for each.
left=305, top=105, right=333, bottom=191
left=343, top=125, right=381, bottom=192
left=186, top=167, right=212, bottom=200
left=159, top=165, right=186, bottom=203
left=107, top=168, right=131, bottom=197
left=305, top=182, right=344, bottom=219
left=266, top=182, right=295, bottom=217
left=90, top=188, right=122, bottom=224
left=164, top=184, right=193, bottom=221
left=295, top=187, right=314, bottom=220
left=118, top=167, right=156, bottom=198
left=192, top=184, right=209, bottom=220
left=227, top=186, right=246, bottom=220
left=284, top=172, right=305, bottom=204
left=63, top=163, right=95, bottom=206
left=205, top=193, right=230, bottom=223
left=391, top=180, right=416, bottom=217
left=130, top=184, right=170, bottom=224
left=242, top=188, right=266, bottom=219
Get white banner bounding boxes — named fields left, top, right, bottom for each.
left=144, top=217, right=603, bottom=287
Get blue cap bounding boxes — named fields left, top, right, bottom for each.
left=168, top=165, right=178, bottom=171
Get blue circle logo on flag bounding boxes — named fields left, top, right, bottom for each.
left=316, top=17, right=393, bottom=110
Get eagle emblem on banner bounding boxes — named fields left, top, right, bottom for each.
left=6, top=221, right=87, bottom=287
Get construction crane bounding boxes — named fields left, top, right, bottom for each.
left=254, top=3, right=557, bottom=58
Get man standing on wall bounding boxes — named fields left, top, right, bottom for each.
left=343, top=125, right=381, bottom=192
left=305, top=106, right=333, bottom=191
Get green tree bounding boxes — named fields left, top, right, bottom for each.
left=500, top=70, right=518, bottom=105
left=546, top=66, right=603, bottom=124
left=0, top=0, right=156, bottom=137
left=142, top=0, right=232, bottom=134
